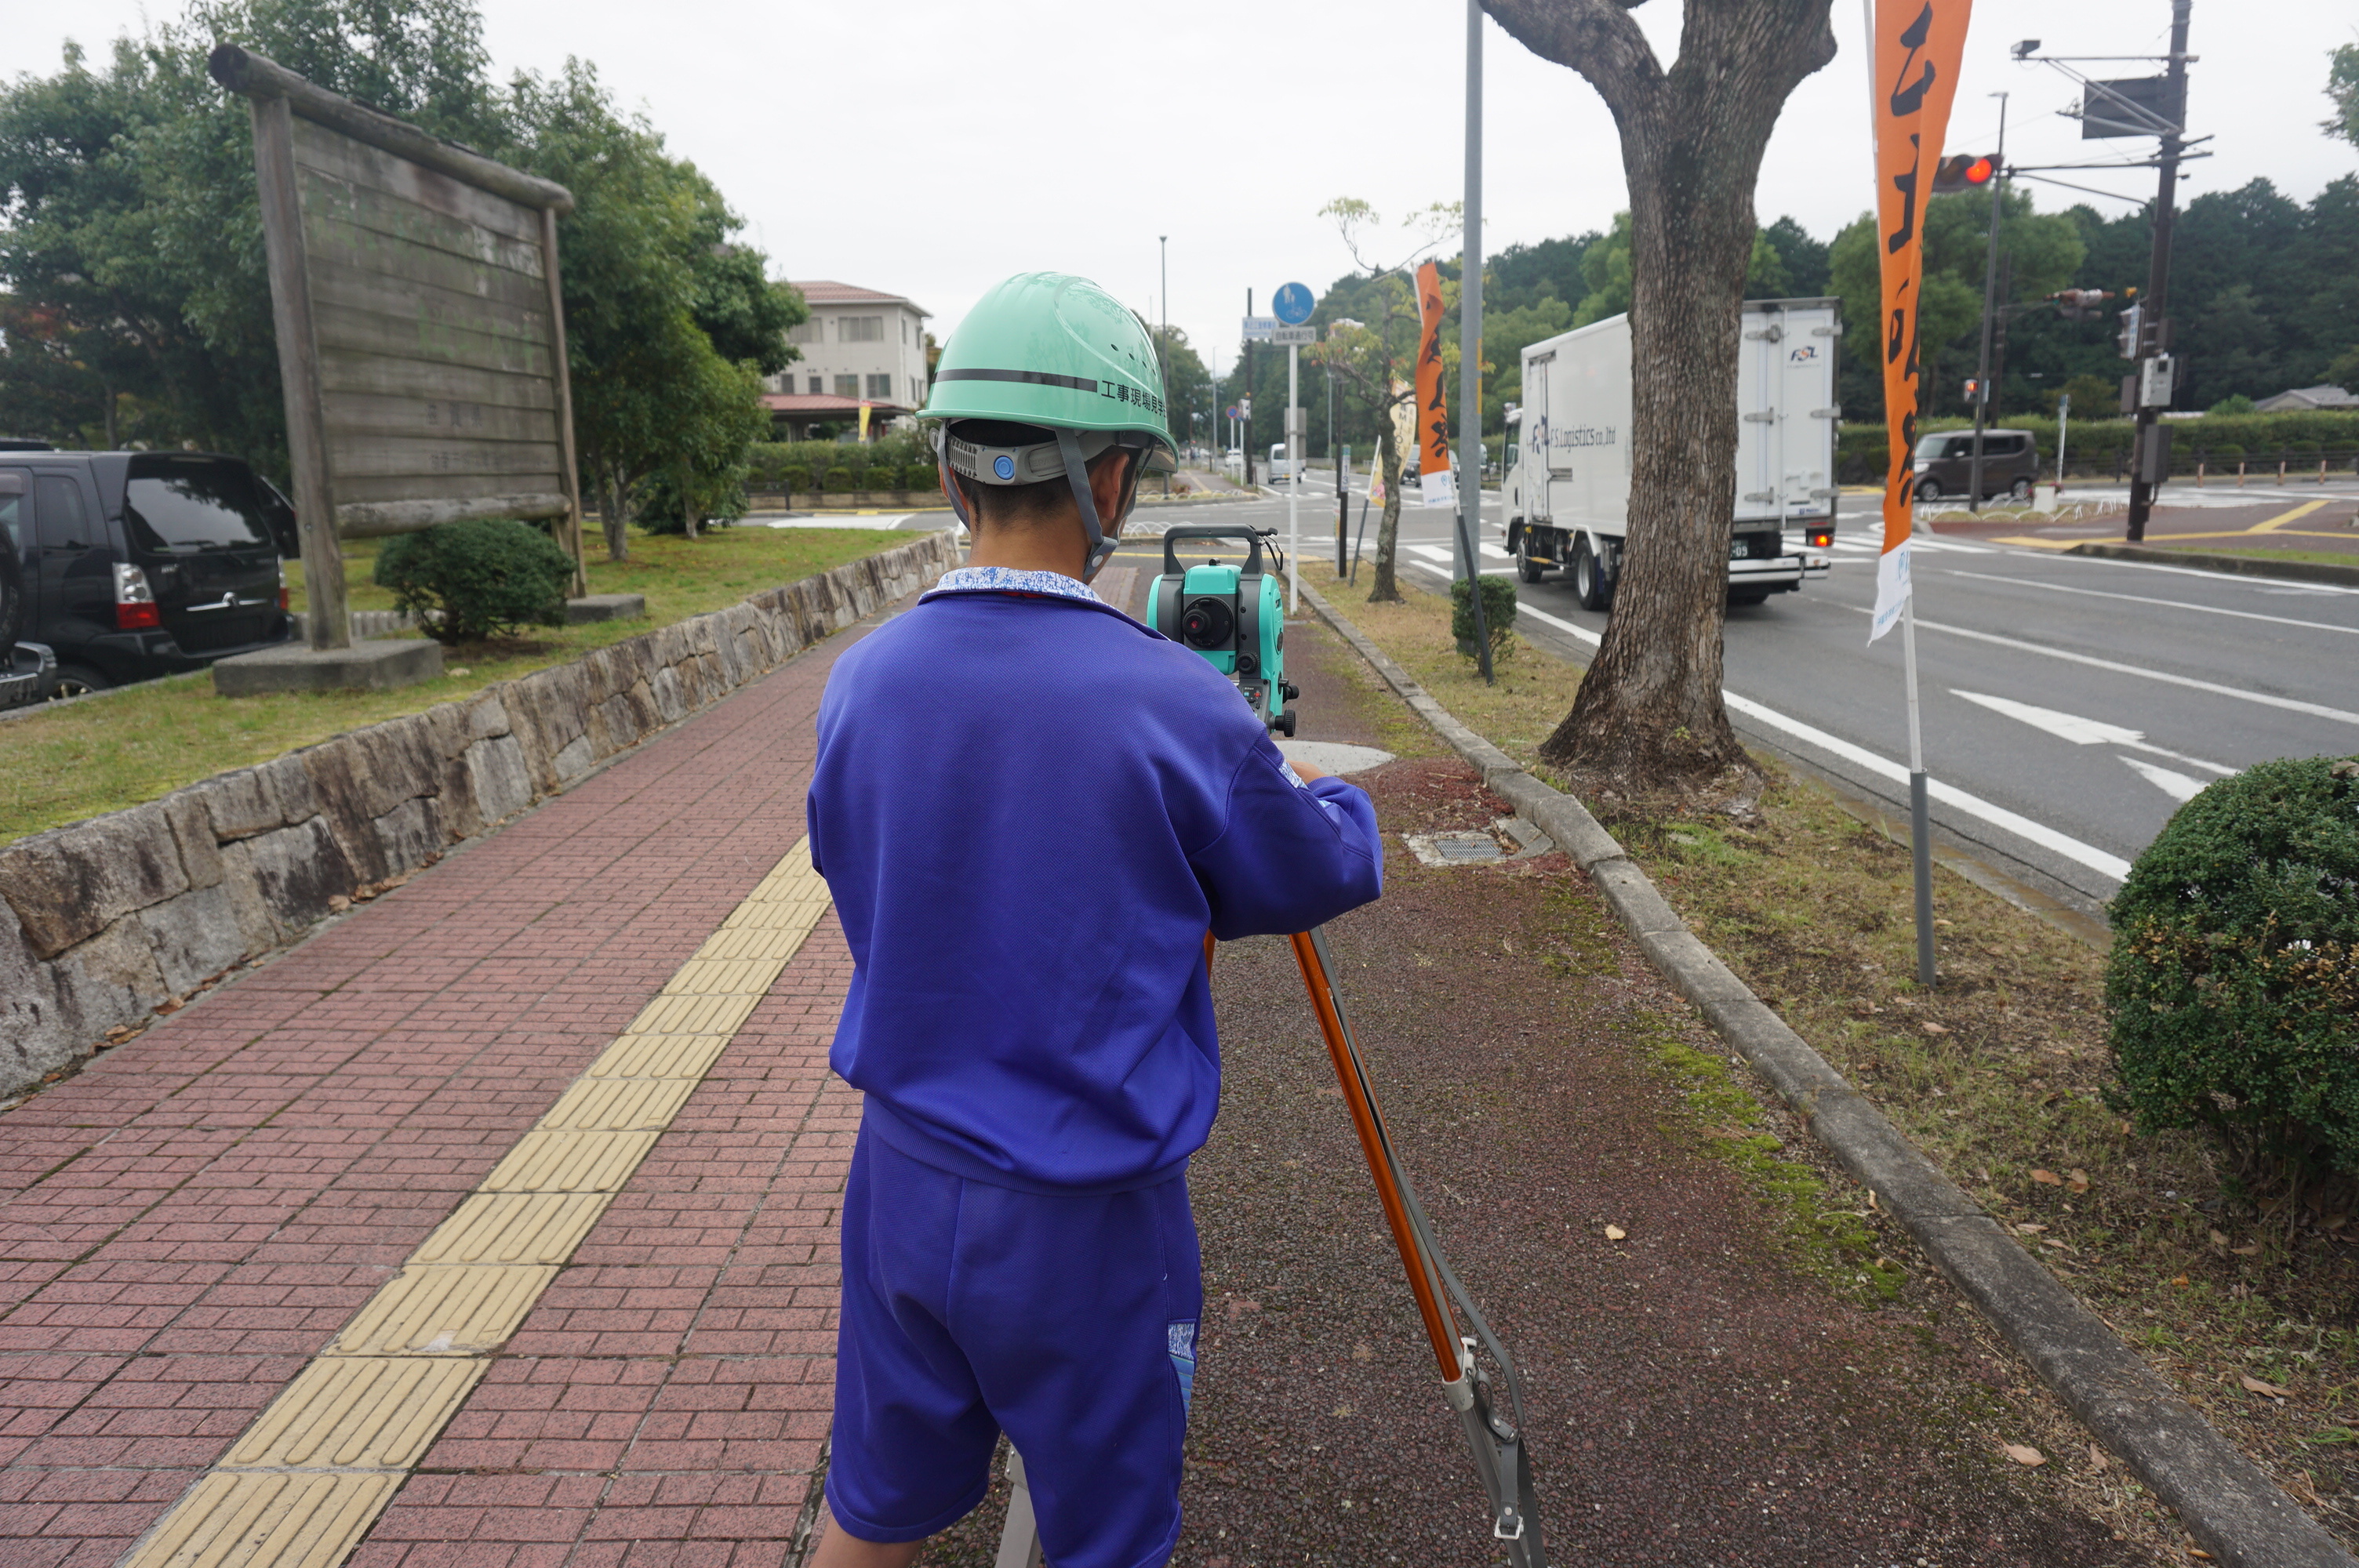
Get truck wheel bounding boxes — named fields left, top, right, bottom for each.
left=1914, top=478, right=1943, bottom=502
left=1572, top=539, right=1612, bottom=613
left=51, top=665, right=111, bottom=699
left=1514, top=535, right=1544, bottom=583
left=1728, top=589, right=1770, bottom=608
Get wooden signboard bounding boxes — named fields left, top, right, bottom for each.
left=211, top=45, right=587, bottom=649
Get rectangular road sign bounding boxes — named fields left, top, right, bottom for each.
left=1241, top=317, right=1278, bottom=341
left=1271, top=326, right=1318, bottom=346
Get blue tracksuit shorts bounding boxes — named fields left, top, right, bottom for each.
left=826, top=1121, right=1204, bottom=1566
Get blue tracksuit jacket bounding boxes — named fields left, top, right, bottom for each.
left=807, top=580, right=1383, bottom=1195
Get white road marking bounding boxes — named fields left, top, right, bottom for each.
left=2035, top=551, right=2359, bottom=597
left=1942, top=569, right=2359, bottom=635
left=1498, top=598, right=2136, bottom=882
left=1950, top=690, right=2235, bottom=775
left=1899, top=536, right=1994, bottom=554
left=2121, top=756, right=2207, bottom=803
left=1885, top=611, right=2359, bottom=728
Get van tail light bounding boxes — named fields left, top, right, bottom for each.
left=1806, top=526, right=1835, bottom=550
left=278, top=558, right=290, bottom=611
left=113, top=562, right=161, bottom=630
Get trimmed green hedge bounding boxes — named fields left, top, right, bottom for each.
left=2107, top=756, right=2359, bottom=1190
left=747, top=437, right=937, bottom=495
left=373, top=518, right=572, bottom=644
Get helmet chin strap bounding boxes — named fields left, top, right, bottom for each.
left=1057, top=429, right=1121, bottom=583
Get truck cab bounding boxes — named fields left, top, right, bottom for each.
left=1506, top=299, right=1840, bottom=612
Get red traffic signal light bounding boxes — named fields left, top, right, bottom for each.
left=1932, top=153, right=2000, bottom=194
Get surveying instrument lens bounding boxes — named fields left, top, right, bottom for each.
left=1180, top=597, right=1234, bottom=649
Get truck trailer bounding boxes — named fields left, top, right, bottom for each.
left=1505, top=298, right=1841, bottom=612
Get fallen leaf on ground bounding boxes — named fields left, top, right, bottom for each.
left=2209, top=1229, right=2230, bottom=1247
left=2231, top=1243, right=2261, bottom=1257
left=2173, top=1274, right=2191, bottom=1287
left=2002, top=1443, right=2046, bottom=1466
left=2067, top=1169, right=2090, bottom=1193
left=1923, top=1022, right=1949, bottom=1035
left=2032, top=1169, right=2063, bottom=1185
left=2088, top=1443, right=2110, bottom=1471
left=2016, top=1223, right=2049, bottom=1234
left=2241, top=1374, right=2294, bottom=1399
left=2191, top=1551, right=2214, bottom=1561
left=1605, top=1225, right=1627, bottom=1242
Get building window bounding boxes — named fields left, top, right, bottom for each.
left=808, top=376, right=823, bottom=395
left=840, top=316, right=884, bottom=343
left=787, top=321, right=821, bottom=345
left=835, top=374, right=860, bottom=398
left=867, top=373, right=892, bottom=399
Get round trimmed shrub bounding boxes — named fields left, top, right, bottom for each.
left=2108, top=756, right=2359, bottom=1186
left=779, top=463, right=812, bottom=495
left=822, top=466, right=855, bottom=492
left=372, top=517, right=572, bottom=645
left=1449, top=575, right=1518, bottom=663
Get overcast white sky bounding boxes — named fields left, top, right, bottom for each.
left=10, top=0, right=2354, bottom=380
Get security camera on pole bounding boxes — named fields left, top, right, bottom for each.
left=1270, top=281, right=1318, bottom=611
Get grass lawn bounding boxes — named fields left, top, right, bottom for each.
left=1305, top=559, right=2359, bottom=1530
left=1, top=525, right=914, bottom=844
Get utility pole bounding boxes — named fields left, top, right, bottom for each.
left=1159, top=235, right=1169, bottom=481
left=1457, top=0, right=1493, bottom=684
left=1967, top=93, right=2008, bottom=515
left=2127, top=0, right=2192, bottom=543
left=1245, top=288, right=1257, bottom=489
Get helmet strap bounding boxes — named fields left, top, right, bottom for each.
left=1057, top=428, right=1121, bottom=582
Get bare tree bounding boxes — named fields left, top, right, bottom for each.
left=1312, top=199, right=1460, bottom=604
left=1482, top=0, right=1837, bottom=797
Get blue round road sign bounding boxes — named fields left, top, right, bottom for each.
left=1225, top=405, right=1239, bottom=419
left=1271, top=282, right=1314, bottom=326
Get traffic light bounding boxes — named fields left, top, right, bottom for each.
left=2117, top=301, right=2143, bottom=359
left=1932, top=153, right=1999, bottom=194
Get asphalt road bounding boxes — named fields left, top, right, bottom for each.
left=1118, top=481, right=2359, bottom=922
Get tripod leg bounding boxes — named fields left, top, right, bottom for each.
left=993, top=1448, right=1046, bottom=1568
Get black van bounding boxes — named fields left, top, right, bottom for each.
left=1911, top=429, right=2041, bottom=503
left=0, top=452, right=297, bottom=695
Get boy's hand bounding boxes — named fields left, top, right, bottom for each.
left=1289, top=759, right=1329, bottom=782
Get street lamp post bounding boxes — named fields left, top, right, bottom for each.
left=1966, top=93, right=2008, bottom=514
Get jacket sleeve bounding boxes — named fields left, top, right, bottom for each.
left=1191, top=746, right=1384, bottom=940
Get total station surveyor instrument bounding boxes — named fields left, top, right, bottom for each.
left=1147, top=525, right=1299, bottom=736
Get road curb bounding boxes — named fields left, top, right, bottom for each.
left=1297, top=578, right=2356, bottom=1568
left=2069, top=540, right=2359, bottom=587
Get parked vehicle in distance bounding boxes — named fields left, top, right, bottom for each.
left=1507, top=299, right=1839, bottom=612
left=0, top=452, right=297, bottom=696
left=1266, top=443, right=1296, bottom=484
left=1912, top=429, right=2037, bottom=502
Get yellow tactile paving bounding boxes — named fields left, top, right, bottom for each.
left=328, top=1265, right=558, bottom=1356
left=224, top=1359, right=489, bottom=1469
left=410, top=1192, right=616, bottom=1266
left=535, top=1076, right=703, bottom=1132
left=119, top=837, right=834, bottom=1568
left=623, top=989, right=764, bottom=1037
left=478, top=1130, right=662, bottom=1192
left=584, top=1033, right=735, bottom=1080
left=123, top=1472, right=403, bottom=1568
left=665, top=956, right=789, bottom=995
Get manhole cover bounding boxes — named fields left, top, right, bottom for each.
left=1402, top=830, right=1505, bottom=868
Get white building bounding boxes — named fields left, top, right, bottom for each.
left=762, top=281, right=932, bottom=438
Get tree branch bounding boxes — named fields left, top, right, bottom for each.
left=1479, top=0, right=1663, bottom=123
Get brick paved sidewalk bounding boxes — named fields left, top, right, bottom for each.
left=0, top=600, right=883, bottom=1566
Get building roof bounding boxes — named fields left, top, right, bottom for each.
left=791, top=280, right=930, bottom=315
left=2253, top=384, right=2359, bottom=412
left=760, top=393, right=914, bottom=416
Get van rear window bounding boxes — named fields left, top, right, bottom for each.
left=123, top=457, right=276, bottom=553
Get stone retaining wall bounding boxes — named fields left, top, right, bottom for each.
left=0, top=529, right=961, bottom=1099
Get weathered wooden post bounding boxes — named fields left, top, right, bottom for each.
left=210, top=47, right=594, bottom=692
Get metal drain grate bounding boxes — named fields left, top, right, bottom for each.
left=1402, top=830, right=1506, bottom=868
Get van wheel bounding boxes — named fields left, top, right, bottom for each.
left=51, top=666, right=111, bottom=699
left=1514, top=534, right=1544, bottom=583
left=2009, top=477, right=2034, bottom=501
left=1914, top=478, right=1943, bottom=503
left=1572, top=539, right=1612, bottom=613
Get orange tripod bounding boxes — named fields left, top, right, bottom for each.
left=1286, top=927, right=1547, bottom=1564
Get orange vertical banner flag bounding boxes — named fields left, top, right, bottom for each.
left=1867, top=0, right=1972, bottom=642
left=1412, top=262, right=1455, bottom=510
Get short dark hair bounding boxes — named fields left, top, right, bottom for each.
left=947, top=421, right=1134, bottom=532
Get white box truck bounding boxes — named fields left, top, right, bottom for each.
left=1505, top=297, right=1841, bottom=612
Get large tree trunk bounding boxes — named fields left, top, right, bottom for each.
left=677, top=459, right=700, bottom=541
left=1367, top=423, right=1405, bottom=604
left=598, top=467, right=628, bottom=563
left=1485, top=0, right=1836, bottom=796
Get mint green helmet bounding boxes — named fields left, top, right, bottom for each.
left=922, top=272, right=1176, bottom=578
